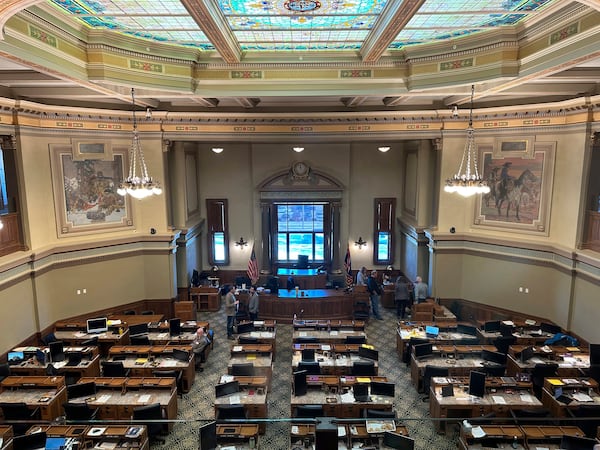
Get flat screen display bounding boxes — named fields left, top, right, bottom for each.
left=484, top=321, right=501, bottom=332
left=520, top=346, right=535, bottom=363
left=540, top=322, right=561, bottom=335
left=128, top=323, right=149, bottom=336
left=215, top=380, right=240, bottom=398
left=425, top=325, right=439, bottom=337
left=457, top=324, right=478, bottom=336
left=413, top=343, right=433, bottom=359
left=481, top=349, right=506, bottom=365
left=383, top=431, right=415, bottom=450
left=559, top=434, right=598, bottom=450
left=237, top=322, right=255, bottom=335
left=469, top=371, right=486, bottom=398
left=169, top=318, right=181, bottom=336
left=198, top=421, right=217, bottom=450
left=86, top=317, right=108, bottom=334
left=7, top=351, right=24, bottom=364
left=590, top=344, right=600, bottom=365
left=370, top=381, right=395, bottom=397
left=293, top=370, right=307, bottom=396
left=67, top=381, right=97, bottom=400
left=49, top=340, right=65, bottom=362
left=45, top=437, right=67, bottom=450
left=358, top=345, right=379, bottom=361
left=301, top=348, right=315, bottom=362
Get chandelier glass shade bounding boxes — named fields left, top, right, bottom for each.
left=117, top=88, right=162, bottom=199
left=444, top=85, right=490, bottom=198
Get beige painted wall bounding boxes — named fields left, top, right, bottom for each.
left=0, top=279, right=37, bottom=353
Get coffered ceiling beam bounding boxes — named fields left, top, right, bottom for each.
left=190, top=97, right=219, bottom=107
left=234, top=97, right=260, bottom=108
left=342, top=96, right=369, bottom=107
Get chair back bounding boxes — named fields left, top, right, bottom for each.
left=102, top=361, right=128, bottom=377
left=63, top=402, right=98, bottom=420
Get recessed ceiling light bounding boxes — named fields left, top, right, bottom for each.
left=378, top=146, right=391, bottom=152
left=212, top=147, right=224, bottom=154
left=293, top=147, right=304, bottom=153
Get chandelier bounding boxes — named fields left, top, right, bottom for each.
left=444, top=85, right=490, bottom=197
left=117, top=88, right=162, bottom=199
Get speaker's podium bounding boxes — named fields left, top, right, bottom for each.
left=315, top=417, right=337, bottom=449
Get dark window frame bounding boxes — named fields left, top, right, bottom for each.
left=373, top=198, right=396, bottom=265
left=206, top=198, right=229, bottom=265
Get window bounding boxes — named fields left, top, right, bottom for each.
left=206, top=199, right=229, bottom=265
left=373, top=198, right=396, bottom=265
left=275, top=203, right=328, bottom=263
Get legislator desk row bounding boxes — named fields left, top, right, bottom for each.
left=293, top=330, right=367, bottom=345
left=0, top=376, right=68, bottom=422
left=214, top=375, right=269, bottom=434
left=292, top=347, right=379, bottom=376
left=293, top=319, right=366, bottom=331
left=428, top=375, right=544, bottom=434
left=236, top=329, right=277, bottom=354
left=505, top=345, right=591, bottom=378
left=541, top=377, right=600, bottom=419
left=290, top=374, right=395, bottom=419
left=291, top=419, right=412, bottom=450
left=7, top=424, right=150, bottom=450
left=459, top=424, right=595, bottom=450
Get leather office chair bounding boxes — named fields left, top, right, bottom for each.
left=481, top=364, right=507, bottom=377
left=141, top=310, right=155, bottom=315
left=345, top=335, right=366, bottom=344
left=231, top=363, right=255, bottom=376
left=123, top=310, right=136, bottom=315
left=566, top=405, right=600, bottom=438
left=353, top=301, right=370, bottom=321
left=294, top=404, right=324, bottom=419
left=63, top=401, right=99, bottom=421
left=530, top=363, right=558, bottom=398
left=130, top=335, right=151, bottom=346
left=45, top=363, right=59, bottom=376
left=296, top=337, right=318, bottom=344
left=510, top=407, right=554, bottom=426
left=238, top=336, right=259, bottom=344
left=153, top=370, right=184, bottom=397
left=101, top=361, right=131, bottom=377
left=81, top=336, right=99, bottom=347
left=41, top=332, right=58, bottom=346
left=235, top=301, right=250, bottom=323
left=215, top=404, right=248, bottom=421
left=404, top=337, right=429, bottom=365
left=0, top=402, right=41, bottom=435
left=132, top=403, right=166, bottom=444
left=0, top=363, right=10, bottom=383
left=493, top=336, right=517, bottom=354
left=422, top=366, right=449, bottom=400
left=297, top=361, right=321, bottom=375
left=364, top=409, right=396, bottom=418
left=352, top=360, right=376, bottom=376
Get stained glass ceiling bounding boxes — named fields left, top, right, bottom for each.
left=48, top=0, right=556, bottom=53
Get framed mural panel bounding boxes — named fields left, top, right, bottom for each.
left=50, top=144, right=133, bottom=236
left=474, top=142, right=555, bottom=235
left=494, top=136, right=535, bottom=157
left=71, top=139, right=113, bottom=161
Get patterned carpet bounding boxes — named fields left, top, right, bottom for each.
left=152, top=304, right=459, bottom=449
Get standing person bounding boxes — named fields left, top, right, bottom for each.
left=248, top=285, right=259, bottom=321
left=394, top=276, right=411, bottom=319
left=413, top=276, right=429, bottom=304
left=223, top=285, right=239, bottom=340
left=356, top=267, right=368, bottom=286
left=366, top=270, right=383, bottom=320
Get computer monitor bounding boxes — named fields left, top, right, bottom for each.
left=482, top=349, right=507, bottom=365
left=559, top=434, right=599, bottom=450
left=353, top=382, right=369, bottom=400
left=370, top=381, right=395, bottom=397
left=425, top=325, right=439, bottom=337
left=358, top=345, right=379, bottom=361
left=172, top=348, right=190, bottom=362
left=215, top=380, right=240, bottom=398
left=413, top=343, right=433, bottom=359
left=483, top=320, right=501, bottom=333
left=7, top=350, right=24, bottom=364
left=589, top=343, right=600, bottom=365
left=383, top=431, right=415, bottom=450
left=457, top=324, right=478, bottom=336
left=298, top=361, right=321, bottom=375
left=45, top=437, right=68, bottom=450
left=237, top=322, right=255, bottom=335
left=469, top=371, right=486, bottom=398
left=11, top=431, right=47, bottom=450
left=49, top=340, right=65, bottom=362
left=301, top=348, right=315, bottom=362
left=169, top=318, right=181, bottom=336
left=67, top=381, right=97, bottom=400
left=520, top=346, right=535, bottom=363
left=541, top=322, right=561, bottom=335
left=297, top=254, right=309, bottom=269
left=128, top=322, right=149, bottom=336
left=198, top=421, right=217, bottom=450
left=293, top=370, right=308, bottom=396
left=86, top=317, right=108, bottom=334
left=231, top=363, right=255, bottom=376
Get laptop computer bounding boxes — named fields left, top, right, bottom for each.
left=65, top=352, right=83, bottom=366
left=353, top=383, right=371, bottom=402
left=425, top=325, right=439, bottom=338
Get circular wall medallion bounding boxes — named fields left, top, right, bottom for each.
left=292, top=161, right=309, bottom=177
left=284, top=0, right=322, bottom=12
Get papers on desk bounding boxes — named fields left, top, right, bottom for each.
left=338, top=426, right=347, bottom=437
left=246, top=354, right=257, bottom=360
left=138, top=394, right=152, bottom=403
left=88, top=427, right=106, bottom=436
left=299, top=332, right=307, bottom=337
left=572, top=392, right=594, bottom=402
left=329, top=330, right=339, bottom=336
left=107, top=319, right=122, bottom=325
left=250, top=332, right=261, bottom=338
left=520, top=394, right=536, bottom=403
left=95, top=442, right=117, bottom=449
left=158, top=333, right=168, bottom=338
left=471, top=426, right=486, bottom=438
left=161, top=360, right=177, bottom=367
left=96, top=394, right=111, bottom=404
left=321, top=344, right=331, bottom=351
left=229, top=394, right=241, bottom=404
left=534, top=447, right=550, bottom=450
left=291, top=426, right=299, bottom=434
left=529, top=357, right=545, bottom=364
left=254, top=321, right=265, bottom=326
left=220, top=375, right=234, bottom=384
left=233, top=346, right=243, bottom=352
left=75, top=331, right=87, bottom=337
left=340, top=392, right=355, bottom=403
left=525, top=319, right=537, bottom=326
left=492, top=395, right=506, bottom=404
left=502, top=320, right=514, bottom=326
left=220, top=447, right=236, bottom=450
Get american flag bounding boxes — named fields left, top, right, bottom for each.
left=344, top=244, right=352, bottom=286
left=247, top=244, right=259, bottom=284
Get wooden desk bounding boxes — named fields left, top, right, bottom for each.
left=410, top=353, right=490, bottom=393
left=30, top=424, right=149, bottom=450
left=237, top=330, right=277, bottom=354
left=291, top=388, right=393, bottom=419
left=231, top=344, right=274, bottom=360
left=146, top=330, right=197, bottom=345
left=228, top=355, right=272, bottom=383
left=9, top=353, right=101, bottom=380
left=106, top=347, right=195, bottom=393
left=189, top=287, right=220, bottom=311
left=214, top=390, right=268, bottom=434
left=72, top=377, right=177, bottom=430
left=291, top=421, right=408, bottom=449
left=293, top=320, right=365, bottom=331
left=259, top=289, right=354, bottom=322
left=108, top=314, right=164, bottom=326
left=292, top=352, right=379, bottom=376
left=395, top=326, right=477, bottom=361
left=521, top=425, right=588, bottom=449
left=429, top=376, right=542, bottom=434
left=541, top=377, right=600, bottom=417
left=292, top=330, right=367, bottom=344
left=218, top=375, right=269, bottom=389
left=477, top=329, right=555, bottom=345
left=0, top=376, right=67, bottom=421
left=506, top=353, right=590, bottom=377
left=148, top=320, right=209, bottom=332
left=276, top=268, right=327, bottom=290
left=54, top=330, right=129, bottom=356
left=0, top=425, right=13, bottom=447
left=217, top=423, right=259, bottom=448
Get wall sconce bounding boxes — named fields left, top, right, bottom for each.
left=354, top=236, right=367, bottom=249
left=235, top=237, right=248, bottom=247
